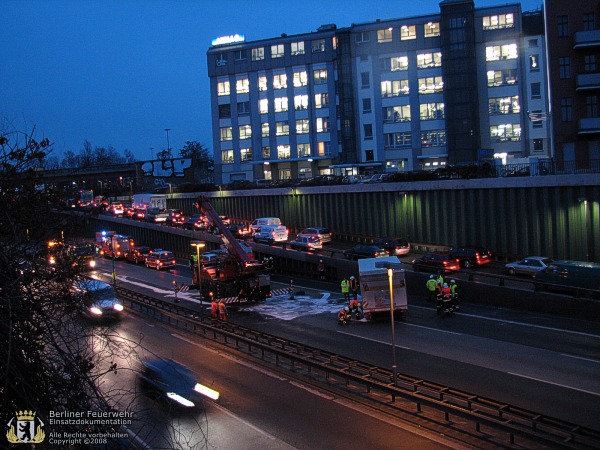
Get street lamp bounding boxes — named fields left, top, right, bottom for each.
left=190, top=241, right=206, bottom=302
left=110, top=235, right=117, bottom=286
left=375, top=260, right=403, bottom=386
left=164, top=128, right=171, bottom=155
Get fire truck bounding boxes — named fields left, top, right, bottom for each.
left=192, top=197, right=271, bottom=303
left=95, top=231, right=132, bottom=259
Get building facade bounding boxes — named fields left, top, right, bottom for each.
left=545, top=0, right=600, bottom=166
left=207, top=0, right=549, bottom=184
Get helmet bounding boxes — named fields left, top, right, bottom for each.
left=443, top=283, right=448, bottom=288
left=350, top=276, right=355, bottom=280
left=320, top=260, right=323, bottom=263
left=429, top=275, right=434, bottom=279
left=450, top=279, right=456, bottom=284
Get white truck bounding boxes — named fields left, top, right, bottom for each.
left=358, top=256, right=408, bottom=321
left=132, top=193, right=167, bottom=210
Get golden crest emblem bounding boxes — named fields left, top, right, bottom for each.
left=6, top=410, right=45, bottom=444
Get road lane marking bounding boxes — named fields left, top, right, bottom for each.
left=508, top=372, right=600, bottom=397
left=410, top=305, right=600, bottom=339
left=560, top=354, right=600, bottom=364
left=336, top=331, right=412, bottom=349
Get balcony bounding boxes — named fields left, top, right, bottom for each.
left=574, top=30, right=600, bottom=49
left=578, top=117, right=600, bottom=134
left=576, top=73, right=600, bottom=91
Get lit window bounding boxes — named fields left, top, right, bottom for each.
left=314, top=69, right=328, bottom=84
left=529, top=55, right=539, bottom=71
left=381, top=79, right=409, bottom=97
left=252, top=47, right=265, bottom=61
left=236, top=79, right=249, bottom=94
left=383, top=105, right=411, bottom=122
left=298, top=143, right=311, bottom=157
left=482, top=13, right=514, bottom=30
left=296, top=119, right=310, bottom=134
left=221, top=150, right=234, bottom=163
left=220, top=127, right=232, bottom=141
left=490, top=124, right=521, bottom=141
left=271, top=44, right=284, bottom=58
left=273, top=74, right=287, bottom=89
left=488, top=96, right=520, bottom=115
left=238, top=124, right=252, bottom=139
left=417, top=52, right=442, bottom=68
left=261, top=122, right=269, bottom=137
left=259, top=98, right=269, bottom=114
left=277, top=144, right=291, bottom=159
left=291, top=41, right=305, bottom=55
left=315, top=92, right=329, bottom=108
left=384, top=132, right=412, bottom=148
left=217, top=81, right=230, bottom=96
left=400, top=25, right=416, bottom=40
left=487, top=69, right=517, bottom=87
left=276, top=121, right=289, bottom=136
left=258, top=76, right=268, bottom=91
left=377, top=28, right=393, bottom=43
left=294, top=94, right=309, bottom=110
left=418, top=76, right=444, bottom=94
left=486, top=43, right=518, bottom=61
left=293, top=71, right=308, bottom=87
left=421, top=130, right=446, bottom=147
left=240, top=148, right=253, bottom=161
left=391, top=56, right=409, bottom=71
left=317, top=141, right=330, bottom=156
left=316, top=117, right=329, bottom=133
left=262, top=146, right=271, bottom=158
left=274, top=97, right=288, bottom=112
left=424, top=22, right=440, bottom=37
left=419, top=102, right=445, bottom=120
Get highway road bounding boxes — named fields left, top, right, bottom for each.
left=88, top=256, right=600, bottom=448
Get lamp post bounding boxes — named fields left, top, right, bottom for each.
left=190, top=241, right=205, bottom=302
left=375, top=260, right=403, bottom=386
left=110, top=235, right=117, bottom=286
left=164, top=128, right=171, bottom=155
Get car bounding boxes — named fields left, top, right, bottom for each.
left=228, top=224, right=252, bottom=238
left=146, top=208, right=169, bottom=224
left=341, top=175, right=366, bottom=184
left=72, top=279, right=124, bottom=320
left=362, top=174, right=390, bottom=183
left=183, top=214, right=206, bottom=231
left=125, top=246, right=153, bottom=264
left=344, top=244, right=389, bottom=260
left=219, top=215, right=231, bottom=226
left=297, top=227, right=332, bottom=244
left=289, top=235, right=323, bottom=251
left=449, top=246, right=493, bottom=269
left=133, top=208, right=146, bottom=221
left=412, top=253, right=461, bottom=273
left=145, top=250, right=176, bottom=270
left=139, top=358, right=218, bottom=408
left=110, top=203, right=125, bottom=216
left=505, top=256, right=554, bottom=276
left=373, top=237, right=411, bottom=256
left=166, top=209, right=186, bottom=226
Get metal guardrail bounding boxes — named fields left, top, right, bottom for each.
left=117, top=285, right=600, bottom=449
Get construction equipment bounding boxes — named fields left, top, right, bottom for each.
left=192, top=197, right=271, bottom=303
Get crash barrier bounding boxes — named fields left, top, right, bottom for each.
left=116, top=285, right=600, bottom=449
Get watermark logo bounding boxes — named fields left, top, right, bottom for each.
left=6, top=410, right=45, bottom=444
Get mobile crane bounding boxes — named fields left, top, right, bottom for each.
left=192, top=197, right=271, bottom=302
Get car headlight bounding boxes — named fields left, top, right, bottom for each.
left=167, top=392, right=195, bottom=407
left=89, top=260, right=96, bottom=268
left=113, top=303, right=124, bottom=311
left=194, top=382, right=220, bottom=400
left=90, top=306, right=103, bottom=315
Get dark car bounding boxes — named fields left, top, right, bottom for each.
left=412, top=253, right=461, bottom=274
left=289, top=235, right=323, bottom=251
left=183, top=214, right=206, bottom=231
left=373, top=237, right=411, bottom=256
left=344, top=244, right=389, bottom=261
left=72, top=279, right=124, bottom=321
left=139, top=358, right=218, bottom=408
left=125, top=246, right=152, bottom=264
left=297, top=227, right=332, bottom=244
left=449, top=246, right=493, bottom=269
left=145, top=250, right=176, bottom=270
left=166, top=209, right=186, bottom=227
left=228, top=224, right=252, bottom=238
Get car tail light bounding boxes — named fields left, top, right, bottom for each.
left=172, top=260, right=176, bottom=264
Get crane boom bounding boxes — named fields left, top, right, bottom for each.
left=197, top=197, right=253, bottom=266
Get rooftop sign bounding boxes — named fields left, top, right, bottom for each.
left=212, top=34, right=246, bottom=46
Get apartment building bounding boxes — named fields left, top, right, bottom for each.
left=207, top=0, right=549, bottom=183
left=545, top=0, right=600, bottom=166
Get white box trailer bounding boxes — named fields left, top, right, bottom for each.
left=132, top=193, right=167, bottom=210
left=358, top=256, right=408, bottom=321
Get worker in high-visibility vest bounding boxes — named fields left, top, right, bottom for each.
left=218, top=300, right=228, bottom=321
left=426, top=275, right=438, bottom=302
left=210, top=299, right=218, bottom=319
left=341, top=277, right=350, bottom=302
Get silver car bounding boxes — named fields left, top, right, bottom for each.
left=505, top=256, right=554, bottom=276
left=297, top=227, right=332, bottom=244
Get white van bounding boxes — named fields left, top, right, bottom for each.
left=250, top=217, right=282, bottom=234
left=253, top=225, right=288, bottom=244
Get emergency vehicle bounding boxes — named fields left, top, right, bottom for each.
left=358, top=256, right=408, bottom=321
left=96, top=231, right=132, bottom=259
